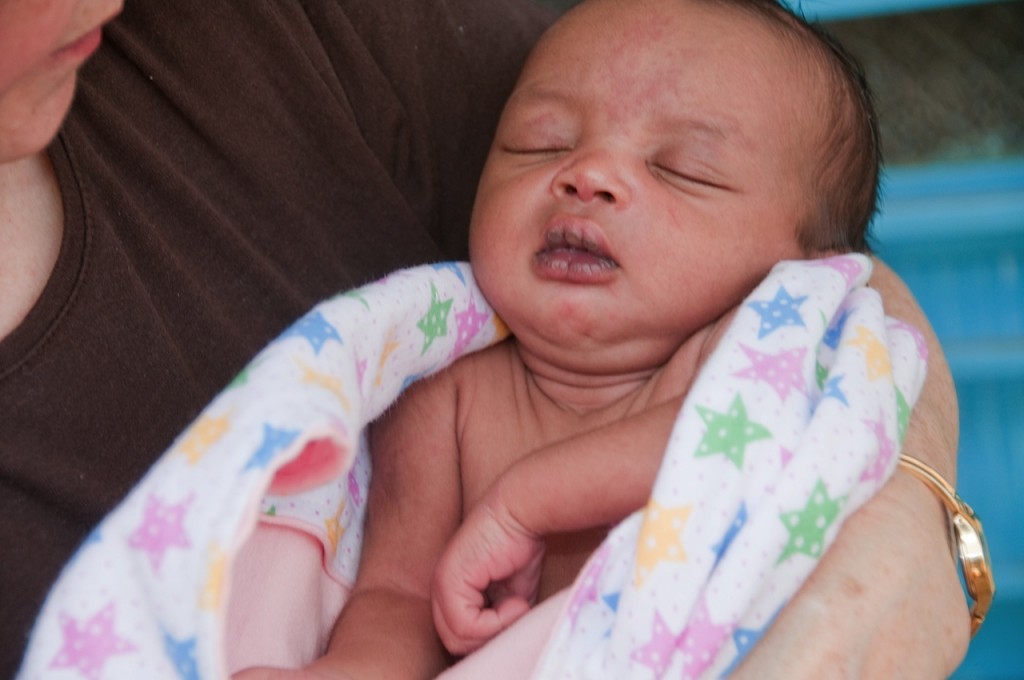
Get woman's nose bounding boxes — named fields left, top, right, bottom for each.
left=552, top=150, right=630, bottom=206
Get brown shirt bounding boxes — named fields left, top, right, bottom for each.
left=0, top=0, right=551, bottom=672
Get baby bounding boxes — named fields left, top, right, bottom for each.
left=238, top=0, right=880, bottom=677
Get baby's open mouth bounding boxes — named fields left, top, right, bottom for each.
left=535, top=224, right=618, bottom=276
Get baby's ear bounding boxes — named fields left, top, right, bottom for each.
left=267, top=437, right=348, bottom=495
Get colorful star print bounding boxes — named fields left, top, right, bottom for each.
left=859, top=414, right=895, bottom=483
left=778, top=479, right=844, bottom=563
left=630, top=610, right=681, bottom=676
left=720, top=618, right=773, bottom=676
left=355, top=353, right=368, bottom=387
left=890, top=319, right=928, bottom=360
left=823, top=307, right=852, bottom=349
left=49, top=603, right=137, bottom=680
left=735, top=344, right=808, bottom=401
left=244, top=424, right=300, bottom=471
left=374, top=333, right=402, bottom=386
left=325, top=497, right=347, bottom=554
left=281, top=310, right=343, bottom=354
left=347, top=468, right=364, bottom=508
left=746, top=286, right=807, bottom=338
left=452, top=296, right=490, bottom=358
left=199, top=542, right=227, bottom=611
left=176, top=413, right=231, bottom=465
left=432, top=261, right=467, bottom=284
left=896, top=388, right=910, bottom=443
left=635, top=501, right=691, bottom=586
left=712, top=503, right=748, bottom=565
left=816, top=255, right=864, bottom=286
left=417, top=283, right=454, bottom=354
left=847, top=324, right=891, bottom=380
left=228, top=364, right=252, bottom=388
left=162, top=631, right=199, bottom=680
left=822, top=374, right=849, bottom=406
left=128, top=493, right=193, bottom=573
left=297, top=358, right=351, bottom=411
left=630, top=599, right=730, bottom=679
left=341, top=289, right=370, bottom=309
left=695, top=395, right=772, bottom=469
left=568, top=545, right=610, bottom=626
left=678, top=598, right=732, bottom=679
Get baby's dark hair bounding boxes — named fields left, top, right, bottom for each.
left=701, top=0, right=881, bottom=253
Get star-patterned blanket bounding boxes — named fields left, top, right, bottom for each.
left=17, top=256, right=926, bottom=680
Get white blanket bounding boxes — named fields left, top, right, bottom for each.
left=18, top=255, right=926, bottom=679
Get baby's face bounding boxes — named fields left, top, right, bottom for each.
left=469, top=0, right=824, bottom=375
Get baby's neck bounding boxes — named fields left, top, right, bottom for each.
left=511, top=321, right=720, bottom=418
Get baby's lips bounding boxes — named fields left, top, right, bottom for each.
left=540, top=214, right=615, bottom=262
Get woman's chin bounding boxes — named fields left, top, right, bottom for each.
left=0, top=71, right=76, bottom=164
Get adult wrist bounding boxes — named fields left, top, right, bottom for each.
left=897, top=454, right=995, bottom=637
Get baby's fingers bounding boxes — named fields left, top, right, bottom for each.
left=432, top=576, right=530, bottom=656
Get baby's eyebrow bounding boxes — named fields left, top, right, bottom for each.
left=504, top=83, right=578, bottom=112
left=661, top=115, right=733, bottom=141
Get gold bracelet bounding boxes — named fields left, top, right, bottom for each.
left=897, top=454, right=995, bottom=637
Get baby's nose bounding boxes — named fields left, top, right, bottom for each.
left=552, top=150, right=630, bottom=206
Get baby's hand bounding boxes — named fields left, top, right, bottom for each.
left=431, top=488, right=544, bottom=656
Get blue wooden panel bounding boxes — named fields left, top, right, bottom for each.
left=873, top=157, right=1023, bottom=679
left=783, top=0, right=1020, bottom=21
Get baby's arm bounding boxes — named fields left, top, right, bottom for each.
left=310, top=373, right=463, bottom=679
left=432, top=394, right=685, bottom=655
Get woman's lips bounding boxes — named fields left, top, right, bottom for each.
left=534, top=217, right=618, bottom=282
left=52, top=26, right=103, bottom=64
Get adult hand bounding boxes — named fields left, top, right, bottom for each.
left=432, top=486, right=545, bottom=656
left=731, top=471, right=970, bottom=678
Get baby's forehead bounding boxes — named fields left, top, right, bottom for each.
left=523, top=0, right=831, bottom=125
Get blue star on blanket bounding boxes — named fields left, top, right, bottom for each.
left=747, top=286, right=807, bottom=338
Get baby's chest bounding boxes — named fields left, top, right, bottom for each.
left=456, top=385, right=587, bottom=511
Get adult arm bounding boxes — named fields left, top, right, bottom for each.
left=731, top=259, right=969, bottom=678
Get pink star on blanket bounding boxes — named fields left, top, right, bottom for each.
left=889, top=319, right=929, bottom=361
left=631, top=611, right=680, bottom=676
left=735, top=344, right=808, bottom=401
left=567, top=545, right=610, bottom=627
left=128, top=492, right=193, bottom=573
left=49, top=603, right=137, bottom=680
left=631, top=599, right=731, bottom=678
left=678, top=598, right=732, bottom=678
left=451, top=296, right=490, bottom=359
left=816, top=256, right=864, bottom=287
left=860, top=414, right=895, bottom=483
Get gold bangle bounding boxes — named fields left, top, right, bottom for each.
left=898, top=454, right=995, bottom=637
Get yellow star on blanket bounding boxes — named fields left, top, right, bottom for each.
left=634, top=501, right=692, bottom=587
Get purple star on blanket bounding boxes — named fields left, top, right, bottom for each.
left=452, top=296, right=490, bottom=359
left=49, top=603, right=137, bottom=680
left=735, top=344, right=808, bottom=401
left=128, top=492, right=193, bottom=573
